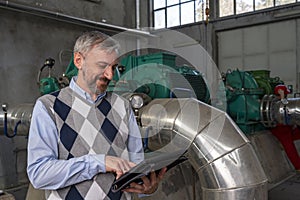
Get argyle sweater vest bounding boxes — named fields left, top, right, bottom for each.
left=39, top=87, right=132, bottom=200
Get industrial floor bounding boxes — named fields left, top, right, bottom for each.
left=5, top=172, right=300, bottom=200
left=269, top=172, right=300, bottom=200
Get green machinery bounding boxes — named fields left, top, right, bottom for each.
left=113, top=53, right=287, bottom=135
left=37, top=52, right=285, bottom=135
left=37, top=58, right=60, bottom=95
left=223, top=69, right=284, bottom=134
left=38, top=52, right=210, bottom=103
left=112, top=52, right=210, bottom=103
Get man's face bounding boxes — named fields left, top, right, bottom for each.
left=79, top=47, right=118, bottom=95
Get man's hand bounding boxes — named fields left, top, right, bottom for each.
left=105, top=156, right=136, bottom=179
left=122, top=167, right=167, bottom=194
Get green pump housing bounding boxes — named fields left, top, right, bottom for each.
left=38, top=58, right=60, bottom=95
left=111, top=52, right=210, bottom=103
left=39, top=77, right=60, bottom=95
left=224, top=69, right=284, bottom=134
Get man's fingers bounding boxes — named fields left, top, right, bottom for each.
left=123, top=169, right=166, bottom=194
left=128, top=161, right=136, bottom=168
left=158, top=167, right=167, bottom=179
left=123, top=181, right=151, bottom=194
left=130, top=182, right=144, bottom=190
left=106, top=156, right=136, bottom=174
left=141, top=174, right=151, bottom=186
left=115, top=170, right=123, bottom=180
left=123, top=161, right=133, bottom=172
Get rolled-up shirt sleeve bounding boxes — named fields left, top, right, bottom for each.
left=27, top=100, right=106, bottom=190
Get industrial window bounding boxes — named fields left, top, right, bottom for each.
left=219, top=0, right=299, bottom=17
left=153, top=0, right=209, bottom=28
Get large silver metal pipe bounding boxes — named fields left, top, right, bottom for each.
left=140, top=98, right=268, bottom=200
left=0, top=103, right=33, bottom=137
left=272, top=97, right=300, bottom=126
left=261, top=95, right=300, bottom=127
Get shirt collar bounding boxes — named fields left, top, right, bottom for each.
left=70, top=76, right=106, bottom=104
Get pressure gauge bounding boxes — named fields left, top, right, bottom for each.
left=130, top=95, right=144, bottom=109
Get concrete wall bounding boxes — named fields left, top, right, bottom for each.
left=5, top=0, right=136, bottom=28
left=0, top=0, right=137, bottom=198
left=0, top=0, right=137, bottom=106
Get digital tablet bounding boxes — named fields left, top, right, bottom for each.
left=111, top=150, right=188, bottom=192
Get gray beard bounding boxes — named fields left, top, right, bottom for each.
left=82, top=69, right=101, bottom=95
left=83, top=73, right=110, bottom=96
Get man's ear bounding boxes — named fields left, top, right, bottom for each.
left=73, top=52, right=83, bottom=70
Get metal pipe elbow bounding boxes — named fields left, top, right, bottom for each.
left=140, top=98, right=268, bottom=200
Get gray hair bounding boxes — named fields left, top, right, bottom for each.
left=73, top=31, right=120, bottom=55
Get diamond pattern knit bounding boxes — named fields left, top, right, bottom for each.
left=39, top=87, right=132, bottom=200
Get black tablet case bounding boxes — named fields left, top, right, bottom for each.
left=111, top=150, right=188, bottom=192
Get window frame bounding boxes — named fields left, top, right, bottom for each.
left=152, top=0, right=208, bottom=28
left=218, top=0, right=299, bottom=18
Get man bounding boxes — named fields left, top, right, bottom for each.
left=27, top=31, right=166, bottom=200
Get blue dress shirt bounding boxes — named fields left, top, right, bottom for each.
left=27, top=77, right=144, bottom=190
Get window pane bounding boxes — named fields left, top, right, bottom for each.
left=255, top=0, right=274, bottom=10
left=154, top=0, right=166, bottom=10
left=219, top=0, right=234, bottom=17
left=275, top=0, right=296, bottom=6
left=181, top=2, right=194, bottom=25
left=181, top=0, right=192, bottom=2
left=196, top=0, right=206, bottom=21
left=167, top=0, right=179, bottom=6
left=154, top=9, right=166, bottom=28
left=167, top=6, right=180, bottom=27
left=236, top=0, right=254, bottom=14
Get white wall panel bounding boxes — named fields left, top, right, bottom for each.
left=244, top=26, right=268, bottom=55
left=218, top=29, right=243, bottom=57
left=244, top=54, right=268, bottom=70
left=219, top=57, right=243, bottom=73
left=218, top=19, right=298, bottom=92
left=269, top=21, right=296, bottom=52
left=270, top=51, right=296, bottom=86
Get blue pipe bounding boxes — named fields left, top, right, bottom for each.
left=3, top=112, right=20, bottom=138
left=143, top=126, right=152, bottom=151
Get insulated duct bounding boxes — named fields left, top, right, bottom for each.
left=272, top=97, right=300, bottom=126
left=0, top=103, right=33, bottom=137
left=140, top=98, right=268, bottom=199
left=261, top=96, right=300, bottom=127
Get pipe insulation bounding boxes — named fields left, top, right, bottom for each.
left=0, top=104, right=33, bottom=136
left=0, top=0, right=154, bottom=37
left=272, top=97, right=300, bottom=126
left=261, top=96, right=300, bottom=127
left=140, top=98, right=268, bottom=200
